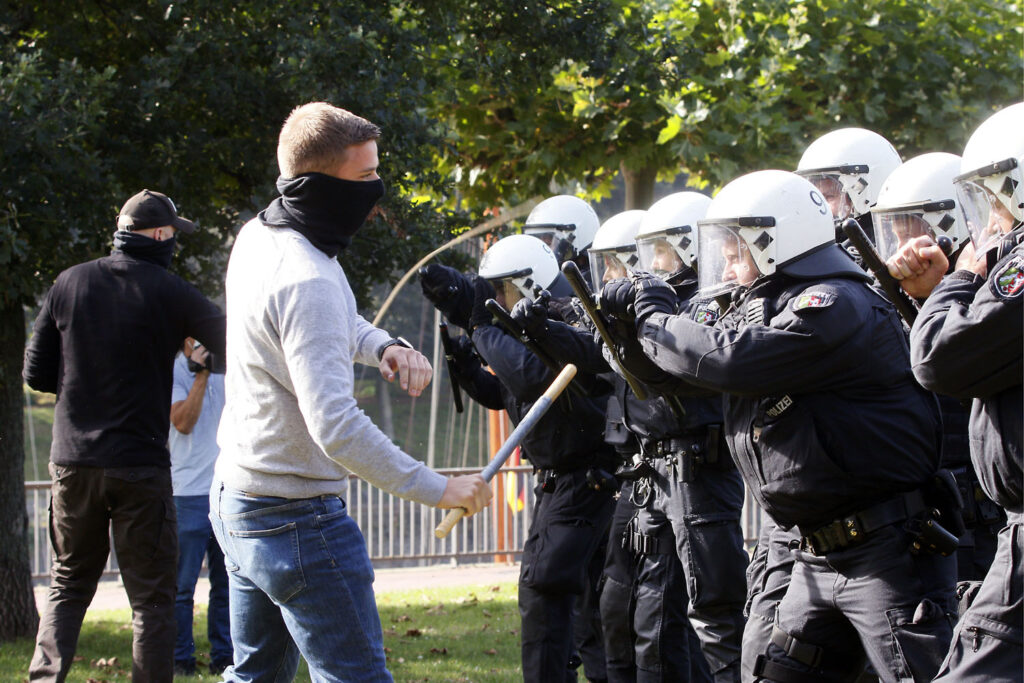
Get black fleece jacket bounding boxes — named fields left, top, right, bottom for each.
left=23, top=245, right=225, bottom=468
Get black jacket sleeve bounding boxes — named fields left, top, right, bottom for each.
left=471, top=323, right=555, bottom=402
left=541, top=319, right=610, bottom=374
left=448, top=346, right=506, bottom=411
left=910, top=261, right=1024, bottom=399
left=183, top=283, right=227, bottom=357
left=23, top=288, right=61, bottom=393
left=637, top=281, right=874, bottom=397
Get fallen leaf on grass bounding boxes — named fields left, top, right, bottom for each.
left=490, top=585, right=501, bottom=592
left=429, top=647, right=448, bottom=655
left=482, top=609, right=492, bottom=617
left=405, top=628, right=422, bottom=637
left=484, top=648, right=498, bottom=655
left=424, top=603, right=445, bottom=614
left=480, top=623, right=489, bottom=631
left=394, top=614, right=412, bottom=622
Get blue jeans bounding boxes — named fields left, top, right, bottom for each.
left=209, top=478, right=392, bottom=683
left=174, top=494, right=232, bottom=669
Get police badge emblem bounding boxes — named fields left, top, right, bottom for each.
left=791, top=291, right=836, bottom=311
left=692, top=300, right=720, bottom=325
left=994, top=256, right=1024, bottom=298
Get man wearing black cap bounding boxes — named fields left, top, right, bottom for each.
left=24, top=189, right=226, bottom=683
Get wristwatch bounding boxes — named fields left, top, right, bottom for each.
left=376, top=336, right=413, bottom=361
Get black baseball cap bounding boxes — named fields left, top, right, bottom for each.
left=117, top=189, right=196, bottom=234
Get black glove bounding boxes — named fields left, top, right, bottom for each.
left=419, top=264, right=473, bottom=330
left=449, top=333, right=479, bottom=366
left=599, top=277, right=637, bottom=323
left=632, top=271, right=677, bottom=324
left=510, top=297, right=549, bottom=339
left=469, top=276, right=497, bottom=330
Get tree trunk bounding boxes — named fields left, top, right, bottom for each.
left=620, top=161, right=658, bottom=210
left=0, top=300, right=40, bottom=640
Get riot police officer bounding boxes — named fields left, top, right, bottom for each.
left=421, top=234, right=617, bottom=683
left=540, top=198, right=748, bottom=681
left=542, top=206, right=724, bottom=682
left=611, top=170, right=956, bottom=682
left=797, top=127, right=902, bottom=259
left=872, top=152, right=1005, bottom=585
left=892, top=102, right=1023, bottom=682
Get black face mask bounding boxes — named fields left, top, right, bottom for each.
left=259, top=172, right=386, bottom=258
left=112, top=230, right=176, bottom=269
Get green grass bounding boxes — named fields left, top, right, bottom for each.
left=0, top=582, right=521, bottom=682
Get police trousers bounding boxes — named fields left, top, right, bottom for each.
left=765, top=522, right=956, bottom=683
left=933, top=512, right=1023, bottom=682
left=632, top=456, right=747, bottom=682
left=741, top=512, right=799, bottom=683
left=520, top=468, right=616, bottom=682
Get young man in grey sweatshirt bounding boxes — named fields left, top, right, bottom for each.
left=210, top=102, right=491, bottom=682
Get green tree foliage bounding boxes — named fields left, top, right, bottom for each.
left=428, top=0, right=1021, bottom=210
left=0, top=0, right=467, bottom=640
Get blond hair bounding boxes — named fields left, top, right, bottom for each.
left=276, top=102, right=381, bottom=178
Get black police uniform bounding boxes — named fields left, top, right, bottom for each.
left=741, top=512, right=800, bottom=682
left=452, top=316, right=618, bottom=683
left=600, top=379, right=717, bottom=683
left=541, top=280, right=742, bottom=682
left=911, top=234, right=1023, bottom=682
left=632, top=245, right=957, bottom=682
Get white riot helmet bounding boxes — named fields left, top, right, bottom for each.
left=872, top=153, right=968, bottom=263
left=636, top=192, right=712, bottom=281
left=478, top=234, right=561, bottom=305
left=796, top=128, right=902, bottom=221
left=522, top=195, right=600, bottom=263
left=697, top=170, right=866, bottom=297
left=587, top=210, right=645, bottom=292
left=954, top=102, right=1024, bottom=254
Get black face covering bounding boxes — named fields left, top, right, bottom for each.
left=112, top=230, right=176, bottom=269
left=259, top=172, right=386, bottom=258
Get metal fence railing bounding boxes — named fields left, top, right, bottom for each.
left=26, top=467, right=763, bottom=581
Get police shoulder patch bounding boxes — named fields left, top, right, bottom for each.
left=691, top=299, right=720, bottom=325
left=790, top=291, right=836, bottom=312
left=993, top=256, right=1024, bottom=299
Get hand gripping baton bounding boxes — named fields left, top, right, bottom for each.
left=484, top=297, right=586, bottom=398
left=841, top=218, right=920, bottom=325
left=560, top=261, right=649, bottom=400
left=433, top=364, right=578, bottom=538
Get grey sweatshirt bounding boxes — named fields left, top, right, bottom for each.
left=215, top=219, right=448, bottom=504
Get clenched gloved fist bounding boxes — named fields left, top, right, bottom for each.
left=510, top=297, right=549, bottom=339
left=468, top=276, right=497, bottom=331
left=599, top=278, right=638, bottom=323
left=449, top=332, right=479, bottom=366
left=632, top=271, right=677, bottom=324
left=419, top=264, right=473, bottom=330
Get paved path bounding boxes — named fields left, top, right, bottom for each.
left=34, top=562, right=522, bottom=614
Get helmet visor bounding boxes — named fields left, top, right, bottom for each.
left=698, top=223, right=760, bottom=297
left=874, top=211, right=934, bottom=262
left=487, top=278, right=528, bottom=308
left=955, top=161, right=1022, bottom=254
left=588, top=248, right=637, bottom=292
left=801, top=173, right=856, bottom=222
left=637, top=233, right=687, bottom=280
left=523, top=226, right=575, bottom=263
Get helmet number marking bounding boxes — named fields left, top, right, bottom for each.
left=809, top=190, right=828, bottom=215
